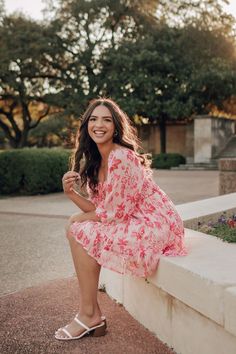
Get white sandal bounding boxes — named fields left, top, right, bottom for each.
left=55, top=315, right=106, bottom=341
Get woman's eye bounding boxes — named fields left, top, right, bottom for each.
left=89, top=117, right=96, bottom=121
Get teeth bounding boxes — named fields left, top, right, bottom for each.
left=94, top=130, right=106, bottom=135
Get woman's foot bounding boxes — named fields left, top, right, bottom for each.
left=55, top=313, right=106, bottom=340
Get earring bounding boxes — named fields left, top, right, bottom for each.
left=114, top=130, right=118, bottom=137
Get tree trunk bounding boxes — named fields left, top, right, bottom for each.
left=18, top=129, right=29, bottom=148
left=159, top=116, right=166, bottom=153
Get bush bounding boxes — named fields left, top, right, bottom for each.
left=151, top=153, right=186, bottom=169
left=0, top=148, right=71, bottom=195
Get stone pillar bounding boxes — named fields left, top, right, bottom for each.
left=194, top=116, right=212, bottom=163
left=219, top=158, right=236, bottom=195
left=193, top=116, right=235, bottom=164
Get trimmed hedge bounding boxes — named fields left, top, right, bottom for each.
left=0, top=148, right=71, bottom=195
left=152, top=153, right=186, bottom=169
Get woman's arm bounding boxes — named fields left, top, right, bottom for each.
left=62, top=171, right=95, bottom=212
left=66, top=189, right=96, bottom=212
left=69, top=210, right=100, bottom=224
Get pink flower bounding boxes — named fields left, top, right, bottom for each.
left=118, top=237, right=128, bottom=247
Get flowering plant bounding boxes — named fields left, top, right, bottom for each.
left=197, top=212, right=236, bottom=243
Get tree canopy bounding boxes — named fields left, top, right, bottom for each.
left=0, top=0, right=235, bottom=150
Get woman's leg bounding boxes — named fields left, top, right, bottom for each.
left=56, top=224, right=103, bottom=338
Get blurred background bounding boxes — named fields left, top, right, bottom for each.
left=0, top=0, right=236, bottom=195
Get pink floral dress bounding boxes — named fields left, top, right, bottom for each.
left=70, top=147, right=188, bottom=277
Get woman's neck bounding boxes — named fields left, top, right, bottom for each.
left=98, top=143, right=117, bottom=164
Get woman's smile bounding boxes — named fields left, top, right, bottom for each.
left=93, top=130, right=107, bottom=136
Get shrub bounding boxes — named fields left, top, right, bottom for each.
left=151, top=153, right=186, bottom=169
left=0, top=148, right=71, bottom=195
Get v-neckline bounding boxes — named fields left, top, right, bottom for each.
left=98, top=147, right=119, bottom=185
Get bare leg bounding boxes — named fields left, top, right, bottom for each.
left=55, top=224, right=103, bottom=339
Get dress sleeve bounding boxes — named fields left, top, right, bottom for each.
left=95, top=149, right=144, bottom=223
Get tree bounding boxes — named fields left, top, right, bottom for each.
left=28, top=112, right=76, bottom=147
left=0, top=15, right=62, bottom=147
left=1, top=0, right=235, bottom=150
left=42, top=0, right=159, bottom=115
left=156, top=0, right=235, bottom=34
left=101, top=23, right=236, bottom=153
left=0, top=0, right=156, bottom=147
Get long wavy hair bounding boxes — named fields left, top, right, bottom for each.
left=70, top=98, right=150, bottom=193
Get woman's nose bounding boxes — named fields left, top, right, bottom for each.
left=94, top=118, right=104, bottom=127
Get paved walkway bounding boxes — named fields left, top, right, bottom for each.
left=0, top=170, right=219, bottom=353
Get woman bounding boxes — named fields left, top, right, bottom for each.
left=55, top=98, right=188, bottom=341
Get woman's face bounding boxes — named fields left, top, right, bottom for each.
left=88, top=105, right=115, bottom=146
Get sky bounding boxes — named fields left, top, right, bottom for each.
left=4, top=0, right=236, bottom=21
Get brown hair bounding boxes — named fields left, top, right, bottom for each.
left=70, top=97, right=150, bottom=192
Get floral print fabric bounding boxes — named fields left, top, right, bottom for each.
left=70, top=147, right=188, bottom=277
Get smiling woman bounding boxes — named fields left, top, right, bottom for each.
left=54, top=97, right=188, bottom=341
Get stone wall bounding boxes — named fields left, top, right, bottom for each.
left=212, top=118, right=236, bottom=157
left=219, top=158, right=236, bottom=195
left=137, top=122, right=194, bottom=158
left=137, top=116, right=235, bottom=164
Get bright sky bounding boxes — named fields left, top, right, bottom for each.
left=5, top=0, right=45, bottom=20
left=4, top=0, right=236, bottom=20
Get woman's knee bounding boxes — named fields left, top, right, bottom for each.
left=65, top=221, right=73, bottom=240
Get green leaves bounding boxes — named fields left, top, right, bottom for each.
left=0, top=0, right=235, bottom=151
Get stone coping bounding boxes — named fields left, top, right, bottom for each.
left=176, top=192, right=236, bottom=228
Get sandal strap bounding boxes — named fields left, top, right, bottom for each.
left=74, top=316, right=90, bottom=331
left=61, top=327, right=73, bottom=338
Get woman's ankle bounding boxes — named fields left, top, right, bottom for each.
left=78, top=305, right=101, bottom=319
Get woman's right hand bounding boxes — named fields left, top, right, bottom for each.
left=62, top=171, right=80, bottom=194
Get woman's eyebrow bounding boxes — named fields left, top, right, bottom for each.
left=90, top=115, right=113, bottom=118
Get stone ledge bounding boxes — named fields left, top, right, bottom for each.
left=176, top=192, right=236, bottom=228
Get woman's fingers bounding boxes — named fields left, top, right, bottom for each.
left=62, top=171, right=80, bottom=193
left=63, top=171, right=79, bottom=181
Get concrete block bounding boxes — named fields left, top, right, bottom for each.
left=172, top=297, right=236, bottom=354
left=176, top=192, right=236, bottom=222
left=224, top=286, right=236, bottom=337
left=123, top=275, right=173, bottom=346
left=150, top=229, right=236, bottom=325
